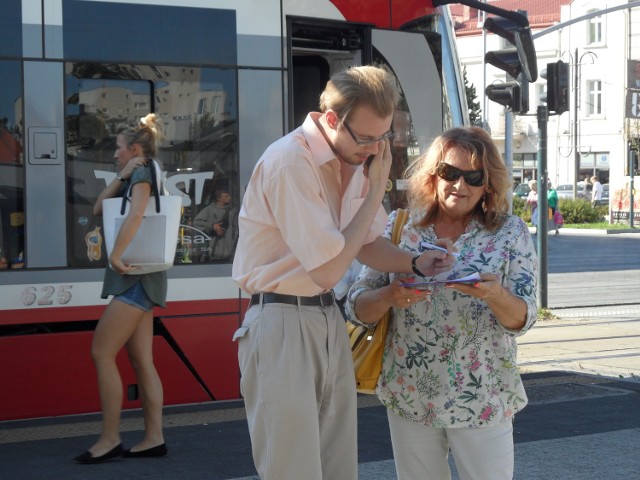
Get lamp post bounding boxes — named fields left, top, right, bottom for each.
left=571, top=49, right=597, bottom=199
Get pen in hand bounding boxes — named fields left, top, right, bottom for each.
left=419, top=242, right=460, bottom=257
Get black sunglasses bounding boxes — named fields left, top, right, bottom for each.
left=436, top=163, right=485, bottom=187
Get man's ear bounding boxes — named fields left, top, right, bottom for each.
left=325, top=110, right=340, bottom=130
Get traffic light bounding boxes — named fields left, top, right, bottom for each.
left=540, top=60, right=569, bottom=115
left=485, top=82, right=521, bottom=112
left=484, top=16, right=537, bottom=83
left=483, top=13, right=537, bottom=115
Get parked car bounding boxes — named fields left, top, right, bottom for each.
left=556, top=182, right=592, bottom=199
left=513, top=182, right=531, bottom=199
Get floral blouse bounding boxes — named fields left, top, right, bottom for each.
left=345, top=210, right=538, bottom=428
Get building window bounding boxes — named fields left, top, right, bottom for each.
left=586, top=80, right=602, bottom=116
left=587, top=11, right=603, bottom=45
left=197, top=98, right=207, bottom=114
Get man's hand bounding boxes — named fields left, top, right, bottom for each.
left=363, top=139, right=392, bottom=193
left=213, top=223, right=226, bottom=237
left=414, top=238, right=457, bottom=276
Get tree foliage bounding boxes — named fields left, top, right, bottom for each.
left=463, top=67, right=482, bottom=125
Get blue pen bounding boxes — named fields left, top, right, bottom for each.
left=419, top=241, right=460, bottom=257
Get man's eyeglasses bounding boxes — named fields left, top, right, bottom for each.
left=436, top=162, right=485, bottom=187
left=343, top=121, right=394, bottom=146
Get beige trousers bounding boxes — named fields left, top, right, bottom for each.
left=234, top=302, right=358, bottom=480
left=388, top=409, right=514, bottom=480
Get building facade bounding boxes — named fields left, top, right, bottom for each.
left=453, top=0, right=640, bottom=218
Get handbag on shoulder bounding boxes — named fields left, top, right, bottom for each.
left=346, top=208, right=409, bottom=394
left=102, top=159, right=182, bottom=274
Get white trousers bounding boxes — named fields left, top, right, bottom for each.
left=235, top=302, right=358, bottom=480
left=387, top=409, right=514, bottom=480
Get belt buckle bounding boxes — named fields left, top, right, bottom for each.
left=319, top=290, right=334, bottom=308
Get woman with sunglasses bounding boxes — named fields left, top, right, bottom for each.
left=344, top=126, right=538, bottom=480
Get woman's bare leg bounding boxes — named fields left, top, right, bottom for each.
left=125, top=310, right=165, bottom=451
left=86, top=299, right=145, bottom=456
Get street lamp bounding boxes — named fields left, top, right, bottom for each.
left=572, top=49, right=597, bottom=200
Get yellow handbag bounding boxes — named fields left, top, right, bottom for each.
left=346, top=208, right=409, bottom=394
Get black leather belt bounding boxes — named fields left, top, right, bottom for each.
left=250, top=291, right=335, bottom=307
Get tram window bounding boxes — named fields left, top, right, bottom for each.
left=0, top=2, right=21, bottom=58
left=0, top=61, right=24, bottom=270
left=65, top=63, right=239, bottom=268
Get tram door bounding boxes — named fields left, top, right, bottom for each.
left=288, top=18, right=445, bottom=211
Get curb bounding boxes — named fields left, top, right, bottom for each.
left=528, top=227, right=640, bottom=236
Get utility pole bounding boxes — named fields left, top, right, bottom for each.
left=536, top=105, right=549, bottom=309
left=573, top=47, right=580, bottom=200
left=631, top=152, right=636, bottom=228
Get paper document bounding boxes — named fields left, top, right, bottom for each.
left=401, top=272, right=481, bottom=288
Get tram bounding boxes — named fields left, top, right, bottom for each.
left=0, top=0, right=471, bottom=421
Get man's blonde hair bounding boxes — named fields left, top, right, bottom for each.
left=319, top=65, right=399, bottom=121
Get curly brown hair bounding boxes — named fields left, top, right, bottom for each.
left=406, top=127, right=510, bottom=232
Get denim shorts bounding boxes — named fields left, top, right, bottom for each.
left=115, top=281, right=155, bottom=312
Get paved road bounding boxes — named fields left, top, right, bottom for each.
left=2, top=368, right=638, bottom=480
left=1, top=229, right=638, bottom=479
left=542, top=230, right=640, bottom=309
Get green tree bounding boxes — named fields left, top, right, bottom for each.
left=463, top=67, right=482, bottom=125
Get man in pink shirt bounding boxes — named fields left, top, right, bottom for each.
left=232, top=65, right=454, bottom=480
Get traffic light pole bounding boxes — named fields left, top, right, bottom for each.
left=631, top=153, right=635, bottom=228
left=505, top=111, right=513, bottom=212
left=536, top=105, right=549, bottom=309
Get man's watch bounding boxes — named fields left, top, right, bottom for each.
left=116, top=174, right=125, bottom=182
left=411, top=255, right=427, bottom=277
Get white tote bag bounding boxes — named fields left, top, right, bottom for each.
left=102, top=160, right=182, bottom=274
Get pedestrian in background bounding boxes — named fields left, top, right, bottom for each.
left=547, top=181, right=560, bottom=235
left=75, top=114, right=168, bottom=464
left=345, top=126, right=538, bottom=480
left=231, top=65, right=454, bottom=480
left=193, top=188, right=238, bottom=261
left=591, top=175, right=603, bottom=206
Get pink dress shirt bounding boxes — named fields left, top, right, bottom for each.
left=232, top=113, right=387, bottom=296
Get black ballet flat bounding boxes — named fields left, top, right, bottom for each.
left=122, top=443, right=168, bottom=458
left=74, top=443, right=124, bottom=464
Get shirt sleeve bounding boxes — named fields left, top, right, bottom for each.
left=129, top=164, right=153, bottom=189
left=501, top=216, right=538, bottom=336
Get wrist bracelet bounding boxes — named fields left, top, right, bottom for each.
left=411, top=255, right=426, bottom=277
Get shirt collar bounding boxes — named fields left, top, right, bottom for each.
left=301, top=112, right=340, bottom=168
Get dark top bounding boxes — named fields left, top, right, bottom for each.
left=100, top=162, right=168, bottom=307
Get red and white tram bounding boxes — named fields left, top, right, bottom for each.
left=0, top=0, right=472, bottom=420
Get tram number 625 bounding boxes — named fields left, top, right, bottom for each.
left=21, top=285, right=73, bottom=306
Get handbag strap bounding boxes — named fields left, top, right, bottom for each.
left=391, top=208, right=409, bottom=246
left=119, top=159, right=162, bottom=215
